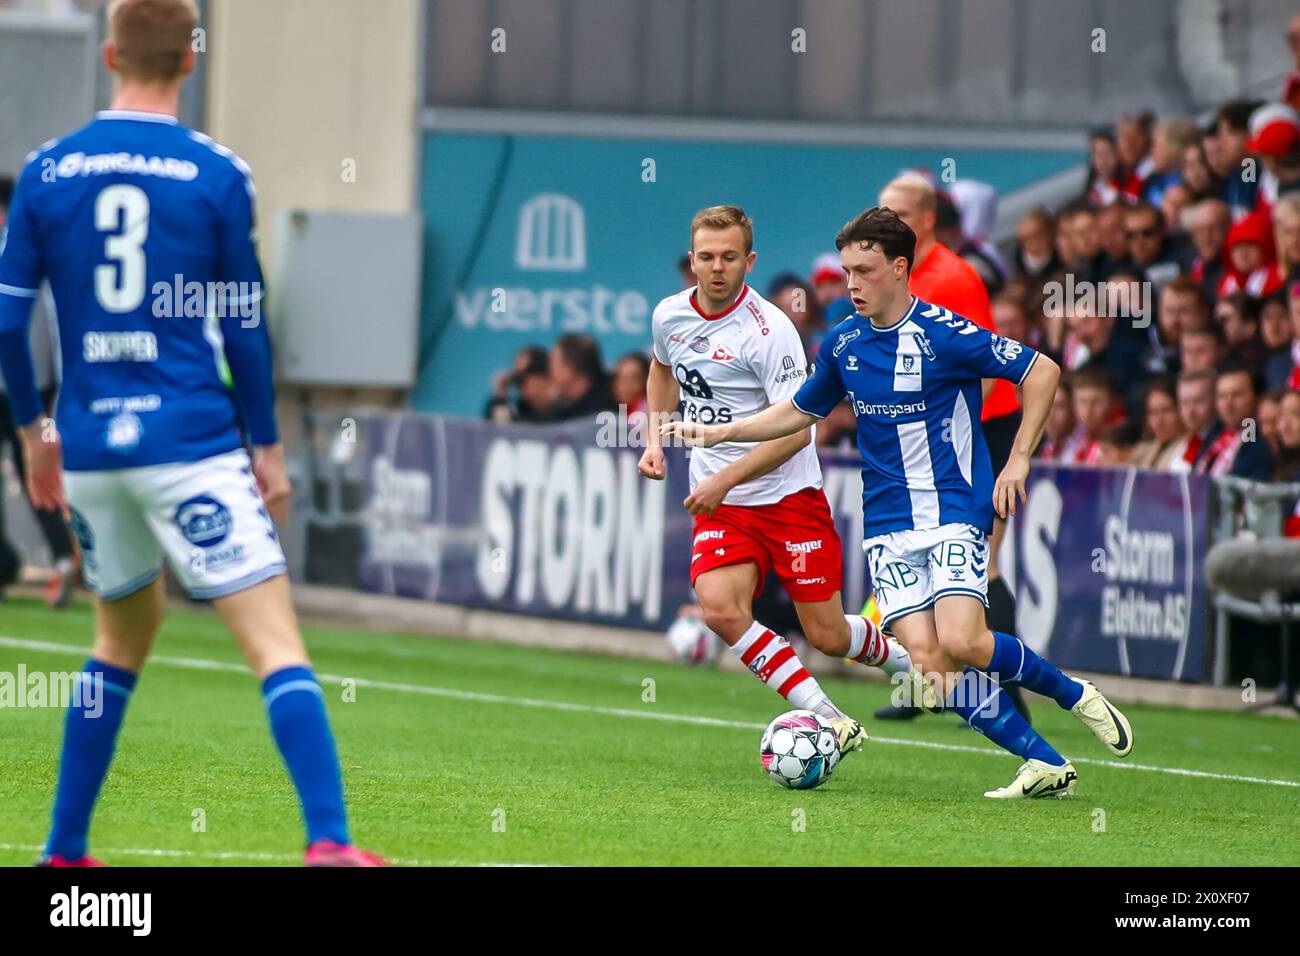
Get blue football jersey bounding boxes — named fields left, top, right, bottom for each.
left=793, top=296, right=1037, bottom=537
left=0, top=109, right=277, bottom=471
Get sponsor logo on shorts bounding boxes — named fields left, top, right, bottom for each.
left=694, top=530, right=725, bottom=544
left=795, top=577, right=827, bottom=585
left=176, top=495, right=233, bottom=548
left=785, top=539, right=823, bottom=554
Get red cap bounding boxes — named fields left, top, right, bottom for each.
left=811, top=252, right=842, bottom=286
left=1247, top=103, right=1300, bottom=157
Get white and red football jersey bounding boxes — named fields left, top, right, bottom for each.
left=652, top=284, right=821, bottom=506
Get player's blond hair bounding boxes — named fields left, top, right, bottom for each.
left=106, top=0, right=198, bottom=83
left=690, top=205, right=754, bottom=254
left=880, top=173, right=937, bottom=213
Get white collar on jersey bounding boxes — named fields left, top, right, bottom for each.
left=866, top=295, right=919, bottom=333
left=95, top=109, right=179, bottom=124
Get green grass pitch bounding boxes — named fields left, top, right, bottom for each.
left=0, top=594, right=1297, bottom=866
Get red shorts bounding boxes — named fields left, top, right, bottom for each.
left=689, top=485, right=843, bottom=602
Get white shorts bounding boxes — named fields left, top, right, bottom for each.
left=64, top=449, right=287, bottom=602
left=863, top=523, right=989, bottom=631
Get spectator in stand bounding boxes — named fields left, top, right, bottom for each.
left=1062, top=293, right=1147, bottom=413
left=1180, top=321, right=1229, bottom=374
left=677, top=253, right=695, bottom=289
left=1126, top=200, right=1187, bottom=288
left=991, top=293, right=1034, bottom=351
left=1215, top=293, right=1266, bottom=372
left=767, top=272, right=825, bottom=363
left=1062, top=367, right=1122, bottom=465
left=1210, top=99, right=1266, bottom=219
left=1131, top=379, right=1187, bottom=470
left=1182, top=135, right=1225, bottom=203
left=1170, top=369, right=1224, bottom=472
left=810, top=252, right=854, bottom=325
left=1144, top=117, right=1199, bottom=206
left=1188, top=198, right=1232, bottom=299
left=1097, top=203, right=1133, bottom=272
left=1274, top=194, right=1300, bottom=282
left=547, top=333, right=616, bottom=421
left=611, top=351, right=650, bottom=422
left=1284, top=12, right=1300, bottom=112
left=1286, top=280, right=1300, bottom=388
left=1276, top=390, right=1300, bottom=537
left=934, top=193, right=1004, bottom=295
left=1259, top=387, right=1286, bottom=455
left=1037, top=379, right=1076, bottom=461
left=1014, top=207, right=1063, bottom=285
left=1162, top=182, right=1193, bottom=238
left=1097, top=420, right=1143, bottom=466
left=1117, top=111, right=1156, bottom=194
left=1202, top=363, right=1275, bottom=479
left=485, top=344, right=553, bottom=424
left=1218, top=208, right=1285, bottom=299
left=1066, top=203, right=1114, bottom=283
left=1248, top=104, right=1300, bottom=204
left=1259, top=291, right=1294, bottom=388
left=1085, top=127, right=1127, bottom=206
left=1143, top=276, right=1204, bottom=379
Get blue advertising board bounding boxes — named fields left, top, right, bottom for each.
left=354, top=411, right=1210, bottom=682
left=414, top=131, right=1081, bottom=416
left=1007, top=464, right=1209, bottom=682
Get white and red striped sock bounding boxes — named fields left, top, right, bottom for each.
left=731, top=622, right=842, bottom=719
left=845, top=615, right=912, bottom=676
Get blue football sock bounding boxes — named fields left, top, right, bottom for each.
left=45, top=659, right=137, bottom=861
left=946, top=668, right=1066, bottom=765
left=262, top=666, right=349, bottom=846
left=985, top=631, right=1084, bottom=709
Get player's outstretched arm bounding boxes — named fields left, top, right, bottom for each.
left=661, top=398, right=816, bottom=448
left=993, top=353, right=1060, bottom=518
left=637, top=357, right=680, bottom=480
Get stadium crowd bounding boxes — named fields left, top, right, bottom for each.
left=486, top=13, right=1300, bottom=536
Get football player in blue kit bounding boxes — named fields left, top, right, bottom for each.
left=0, top=0, right=382, bottom=863
left=664, top=207, right=1134, bottom=798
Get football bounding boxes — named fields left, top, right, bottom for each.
left=759, top=710, right=841, bottom=790
left=666, top=615, right=723, bottom=665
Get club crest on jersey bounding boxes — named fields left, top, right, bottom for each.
left=902, top=355, right=914, bottom=372
left=689, top=335, right=710, bottom=353
left=832, top=329, right=860, bottom=356
left=711, top=346, right=734, bottom=361
left=105, top=412, right=142, bottom=453
left=991, top=334, right=1023, bottom=365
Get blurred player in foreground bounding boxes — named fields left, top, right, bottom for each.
left=664, top=207, right=1134, bottom=798
left=639, top=205, right=926, bottom=759
left=0, top=0, right=381, bottom=865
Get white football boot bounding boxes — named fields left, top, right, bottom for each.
left=984, top=759, right=1078, bottom=799
left=1070, top=679, right=1134, bottom=757
left=897, top=644, right=941, bottom=713
left=830, top=716, right=868, bottom=756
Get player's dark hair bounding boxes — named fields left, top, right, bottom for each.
left=834, top=206, right=916, bottom=271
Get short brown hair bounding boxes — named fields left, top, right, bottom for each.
left=834, top=206, right=917, bottom=271
left=690, top=205, right=753, bottom=253
left=107, top=0, right=198, bottom=83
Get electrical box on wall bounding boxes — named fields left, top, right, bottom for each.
left=271, top=209, right=422, bottom=388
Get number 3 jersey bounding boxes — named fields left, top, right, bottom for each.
left=0, top=110, right=276, bottom=471
left=793, top=296, right=1039, bottom=538
left=652, top=284, right=821, bottom=506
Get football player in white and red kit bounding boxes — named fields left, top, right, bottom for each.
left=637, top=206, right=922, bottom=756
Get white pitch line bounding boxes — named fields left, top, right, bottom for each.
left=1, top=634, right=1296, bottom=790
left=0, top=843, right=555, bottom=867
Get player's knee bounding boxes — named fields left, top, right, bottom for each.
left=935, top=623, right=984, bottom=666
left=701, top=605, right=749, bottom=643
